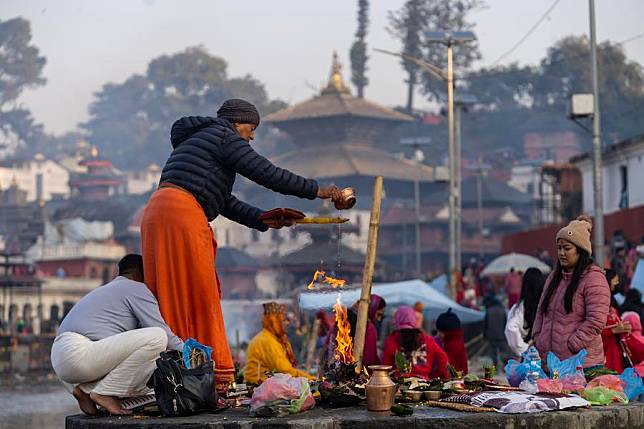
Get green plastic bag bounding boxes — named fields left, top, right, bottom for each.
left=288, top=379, right=313, bottom=413
left=582, top=386, right=628, bottom=406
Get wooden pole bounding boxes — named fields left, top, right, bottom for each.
left=304, top=318, right=321, bottom=372
left=353, top=176, right=384, bottom=372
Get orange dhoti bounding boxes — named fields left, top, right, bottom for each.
left=140, top=185, right=234, bottom=384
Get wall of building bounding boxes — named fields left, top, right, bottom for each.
left=0, top=158, right=70, bottom=202
left=577, top=140, right=644, bottom=215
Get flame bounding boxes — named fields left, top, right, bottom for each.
left=333, top=294, right=354, bottom=364
left=307, top=270, right=347, bottom=289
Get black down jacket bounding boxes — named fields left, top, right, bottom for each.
left=159, top=116, right=319, bottom=231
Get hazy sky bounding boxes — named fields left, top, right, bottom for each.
left=4, top=0, right=644, bottom=134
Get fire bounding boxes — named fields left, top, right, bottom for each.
left=307, top=270, right=347, bottom=289
left=333, top=294, right=354, bottom=364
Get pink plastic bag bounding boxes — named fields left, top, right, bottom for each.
left=536, top=377, right=563, bottom=393
left=250, top=373, right=315, bottom=416
left=586, top=375, right=626, bottom=393
left=560, top=373, right=587, bottom=393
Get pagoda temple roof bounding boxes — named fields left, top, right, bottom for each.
left=264, top=53, right=413, bottom=124
left=272, top=144, right=435, bottom=182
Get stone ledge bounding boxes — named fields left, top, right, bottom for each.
left=66, top=403, right=644, bottom=429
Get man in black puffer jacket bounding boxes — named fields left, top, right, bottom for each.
left=141, top=99, right=343, bottom=388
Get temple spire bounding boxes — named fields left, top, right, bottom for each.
left=321, top=51, right=351, bottom=95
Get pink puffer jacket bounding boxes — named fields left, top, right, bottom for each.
left=532, top=265, right=609, bottom=368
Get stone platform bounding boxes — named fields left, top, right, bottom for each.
left=66, top=403, right=644, bottom=429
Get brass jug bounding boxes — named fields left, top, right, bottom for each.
left=365, top=365, right=396, bottom=411
left=334, top=187, right=356, bottom=210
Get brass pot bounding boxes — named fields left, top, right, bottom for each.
left=365, top=365, right=396, bottom=411
left=334, top=187, right=356, bottom=210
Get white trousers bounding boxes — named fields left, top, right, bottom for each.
left=51, top=327, right=167, bottom=397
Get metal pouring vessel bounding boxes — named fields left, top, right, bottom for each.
left=365, top=365, right=396, bottom=411
left=334, top=187, right=356, bottom=210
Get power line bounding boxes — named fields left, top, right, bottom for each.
left=490, top=0, right=563, bottom=66
left=619, top=32, right=644, bottom=45
left=464, top=30, right=644, bottom=81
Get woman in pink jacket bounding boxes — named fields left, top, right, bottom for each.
left=532, top=216, right=610, bottom=370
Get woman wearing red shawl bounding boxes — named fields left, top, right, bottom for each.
left=383, top=306, right=449, bottom=379
left=435, top=308, right=469, bottom=374
left=622, top=312, right=644, bottom=376
left=322, top=294, right=386, bottom=370
left=601, top=269, right=632, bottom=373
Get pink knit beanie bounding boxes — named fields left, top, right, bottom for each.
left=555, top=215, right=593, bottom=255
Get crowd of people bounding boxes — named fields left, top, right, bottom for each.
left=45, top=98, right=644, bottom=416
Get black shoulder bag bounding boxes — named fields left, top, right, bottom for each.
left=152, top=351, right=217, bottom=416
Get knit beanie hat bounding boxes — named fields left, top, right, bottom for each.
left=555, top=215, right=593, bottom=255
left=216, top=99, right=260, bottom=126
left=436, top=308, right=461, bottom=332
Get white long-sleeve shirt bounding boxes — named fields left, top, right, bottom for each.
left=58, top=276, right=184, bottom=351
left=504, top=301, right=529, bottom=356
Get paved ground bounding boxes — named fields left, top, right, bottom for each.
left=66, top=402, right=644, bottom=429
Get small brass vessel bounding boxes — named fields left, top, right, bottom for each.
left=334, top=187, right=356, bottom=210
left=365, top=365, right=396, bottom=411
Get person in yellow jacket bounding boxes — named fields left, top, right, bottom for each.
left=244, top=302, right=315, bottom=385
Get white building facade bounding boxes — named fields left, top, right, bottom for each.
left=0, top=155, right=70, bottom=202
left=573, top=135, right=644, bottom=215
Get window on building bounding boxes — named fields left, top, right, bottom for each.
left=619, top=165, right=629, bottom=209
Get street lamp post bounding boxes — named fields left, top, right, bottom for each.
left=567, top=2, right=605, bottom=264
left=453, top=94, right=477, bottom=269
left=589, top=0, right=605, bottom=264
left=400, top=137, right=432, bottom=277
left=424, top=31, right=477, bottom=285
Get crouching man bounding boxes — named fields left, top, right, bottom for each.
left=51, top=254, right=184, bottom=415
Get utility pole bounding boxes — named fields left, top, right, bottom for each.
left=446, top=43, right=457, bottom=280
left=589, top=0, right=605, bottom=263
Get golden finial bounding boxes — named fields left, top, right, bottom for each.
left=90, top=146, right=99, bottom=158
left=322, top=51, right=350, bottom=95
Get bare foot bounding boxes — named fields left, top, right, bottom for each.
left=73, top=386, right=98, bottom=415
left=89, top=392, right=132, bottom=415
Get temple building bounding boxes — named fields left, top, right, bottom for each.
left=68, top=147, right=126, bottom=201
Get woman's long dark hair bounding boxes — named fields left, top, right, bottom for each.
left=605, top=268, right=620, bottom=310
left=399, top=328, right=423, bottom=353
left=540, top=247, right=593, bottom=315
left=520, top=267, right=545, bottom=341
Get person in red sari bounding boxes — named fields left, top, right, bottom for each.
left=383, top=306, right=449, bottom=379
left=435, top=308, right=468, bottom=374
left=601, top=269, right=632, bottom=373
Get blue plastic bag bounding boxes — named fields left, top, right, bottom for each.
left=504, top=346, right=546, bottom=387
left=547, top=349, right=586, bottom=378
left=619, top=368, right=644, bottom=400
left=182, top=338, right=212, bottom=369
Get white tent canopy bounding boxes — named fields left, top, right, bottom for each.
left=481, top=252, right=551, bottom=277
left=298, top=279, right=484, bottom=324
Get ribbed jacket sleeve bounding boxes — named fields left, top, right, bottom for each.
left=221, top=133, right=318, bottom=199
left=220, top=194, right=268, bottom=231
left=567, top=270, right=610, bottom=353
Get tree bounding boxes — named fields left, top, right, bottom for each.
left=533, top=36, right=644, bottom=142
left=0, top=17, right=46, bottom=156
left=83, top=46, right=286, bottom=168
left=350, top=0, right=369, bottom=98
left=387, top=0, right=426, bottom=112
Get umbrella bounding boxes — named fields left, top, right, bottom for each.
left=481, top=252, right=551, bottom=277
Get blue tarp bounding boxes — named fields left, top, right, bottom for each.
left=632, top=259, right=644, bottom=292
left=298, top=279, right=484, bottom=324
